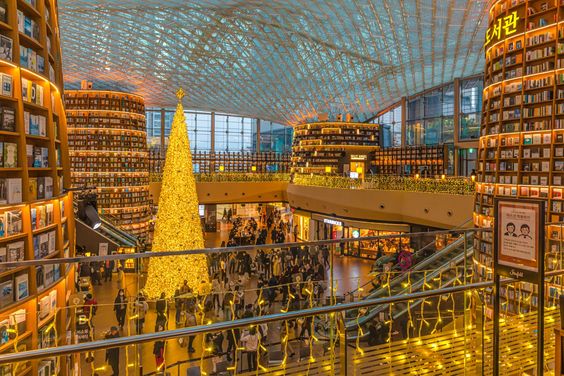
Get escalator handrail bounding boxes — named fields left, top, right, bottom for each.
left=345, top=246, right=473, bottom=330
left=357, top=235, right=468, bottom=303
left=346, top=219, right=473, bottom=298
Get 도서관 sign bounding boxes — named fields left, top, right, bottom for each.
left=494, top=199, right=544, bottom=283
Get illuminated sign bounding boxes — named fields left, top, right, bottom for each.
left=484, top=11, right=520, bottom=48
left=352, top=230, right=360, bottom=238
left=350, top=154, right=367, bottom=161
left=323, top=218, right=343, bottom=226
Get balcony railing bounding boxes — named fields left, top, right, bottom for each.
left=292, top=174, right=476, bottom=195
left=3, top=227, right=562, bottom=375
left=150, top=172, right=291, bottom=183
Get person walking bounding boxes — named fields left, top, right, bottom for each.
left=185, top=310, right=197, bottom=354
left=105, top=326, right=120, bottom=375
left=154, top=324, right=166, bottom=373
left=240, top=327, right=260, bottom=371
left=116, top=266, right=125, bottom=291
left=156, top=292, right=168, bottom=330
left=133, top=293, right=148, bottom=334
left=113, top=289, right=127, bottom=330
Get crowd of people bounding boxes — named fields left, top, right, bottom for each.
left=76, top=208, right=428, bottom=374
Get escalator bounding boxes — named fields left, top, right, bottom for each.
left=75, top=209, right=140, bottom=254
left=342, top=234, right=473, bottom=336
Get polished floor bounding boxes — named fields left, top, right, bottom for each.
left=80, top=228, right=372, bottom=375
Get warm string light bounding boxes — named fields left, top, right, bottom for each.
left=144, top=89, right=209, bottom=299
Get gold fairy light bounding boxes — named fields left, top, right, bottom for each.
left=144, top=88, right=209, bottom=299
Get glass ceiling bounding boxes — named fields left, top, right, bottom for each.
left=58, top=0, right=489, bottom=125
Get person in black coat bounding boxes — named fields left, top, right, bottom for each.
left=105, top=326, right=120, bottom=375
left=113, top=289, right=127, bottom=330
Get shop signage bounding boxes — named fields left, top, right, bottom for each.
left=494, top=199, right=544, bottom=283
left=484, top=11, right=519, bottom=48
left=323, top=218, right=343, bottom=226
left=352, top=229, right=360, bottom=238
left=350, top=154, right=367, bottom=161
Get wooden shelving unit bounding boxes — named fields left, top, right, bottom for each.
left=0, top=0, right=76, bottom=374
left=371, top=145, right=447, bottom=176
left=476, top=0, right=564, bottom=316
left=65, top=90, right=150, bottom=241
left=291, top=121, right=380, bottom=174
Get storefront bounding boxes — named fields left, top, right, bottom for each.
left=308, top=214, right=411, bottom=259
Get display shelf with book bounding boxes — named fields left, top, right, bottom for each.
left=476, top=0, right=564, bottom=316
left=291, top=121, right=380, bottom=174
left=148, top=148, right=291, bottom=176
left=0, top=0, right=75, bottom=373
left=65, top=89, right=150, bottom=241
left=370, top=145, right=447, bottom=176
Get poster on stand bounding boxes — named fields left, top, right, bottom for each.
left=494, top=199, right=544, bottom=283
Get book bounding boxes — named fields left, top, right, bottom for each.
left=6, top=178, right=21, bottom=204
left=28, top=178, right=37, bottom=201
left=38, top=295, right=49, bottom=319
left=19, top=45, right=28, bottom=68
left=47, top=230, right=55, bottom=254
left=0, top=178, right=6, bottom=204
left=41, top=147, right=49, bottom=167
left=45, top=204, right=53, bottom=225
left=1, top=107, right=15, bottom=131
left=0, top=73, right=11, bottom=97
left=5, top=210, right=21, bottom=236
left=44, top=177, right=52, bottom=198
left=0, top=1, right=7, bottom=24
left=38, top=233, right=48, bottom=257
left=30, top=207, right=36, bottom=229
left=0, top=247, right=6, bottom=269
left=0, top=280, right=12, bottom=307
left=35, top=265, right=44, bottom=291
left=7, top=241, right=24, bottom=262
left=38, top=205, right=45, bottom=228
left=37, top=177, right=44, bottom=199
left=0, top=35, right=12, bottom=61
left=32, top=146, right=41, bottom=167
left=44, top=264, right=53, bottom=286
left=15, top=274, right=28, bottom=301
left=3, top=142, right=16, bottom=167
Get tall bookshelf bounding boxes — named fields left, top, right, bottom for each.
left=0, top=0, right=76, bottom=374
left=476, top=0, right=564, bottom=317
left=291, top=121, right=380, bottom=174
left=65, top=90, right=150, bottom=242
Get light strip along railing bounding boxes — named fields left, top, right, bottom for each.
left=5, top=267, right=562, bottom=366
left=0, top=227, right=491, bottom=268
left=292, top=173, right=476, bottom=195
left=0, top=280, right=494, bottom=364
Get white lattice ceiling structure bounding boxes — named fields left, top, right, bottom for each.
left=58, top=0, right=490, bottom=125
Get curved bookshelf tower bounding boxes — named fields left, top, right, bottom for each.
left=291, top=121, right=380, bottom=175
left=64, top=90, right=150, bottom=242
left=475, top=0, right=564, bottom=315
left=0, top=0, right=76, bottom=374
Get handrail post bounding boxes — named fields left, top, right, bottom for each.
left=338, top=312, right=348, bottom=376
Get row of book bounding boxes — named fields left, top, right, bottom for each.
left=20, top=45, right=45, bottom=75
left=33, top=230, right=56, bottom=259
left=25, top=144, right=48, bottom=168
left=17, top=9, right=40, bottom=41
left=0, top=209, right=22, bottom=237
left=66, top=114, right=146, bottom=131
left=30, top=203, right=53, bottom=230
left=28, top=176, right=53, bottom=201
left=24, top=111, right=47, bottom=136
left=0, top=142, right=17, bottom=167
left=36, top=264, right=60, bottom=294
left=0, top=178, right=21, bottom=204
left=21, top=77, right=44, bottom=106
left=0, top=273, right=28, bottom=308
left=65, top=95, right=146, bottom=114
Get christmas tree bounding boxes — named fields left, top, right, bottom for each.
left=143, top=88, right=209, bottom=299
